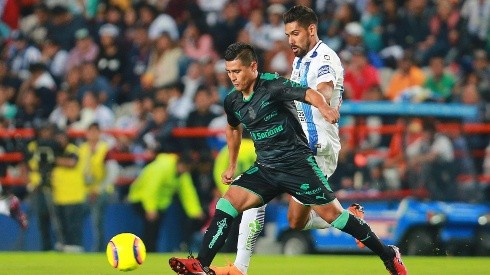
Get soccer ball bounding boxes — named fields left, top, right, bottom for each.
left=106, top=233, right=146, bottom=271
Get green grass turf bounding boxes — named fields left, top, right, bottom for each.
left=0, top=252, right=488, bottom=274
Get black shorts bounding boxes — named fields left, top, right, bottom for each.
left=231, top=155, right=336, bottom=206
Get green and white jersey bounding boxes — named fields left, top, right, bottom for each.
left=224, top=73, right=312, bottom=167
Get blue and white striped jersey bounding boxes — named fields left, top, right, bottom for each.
left=290, top=41, right=344, bottom=177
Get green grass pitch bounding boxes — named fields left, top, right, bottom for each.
left=0, top=252, right=488, bottom=274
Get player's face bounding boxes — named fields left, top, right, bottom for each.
left=285, top=21, right=313, bottom=58
left=225, top=59, right=258, bottom=93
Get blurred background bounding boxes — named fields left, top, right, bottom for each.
left=0, top=0, right=489, bottom=256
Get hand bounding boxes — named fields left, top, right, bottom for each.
left=320, top=106, right=340, bottom=124
left=221, top=167, right=236, bottom=185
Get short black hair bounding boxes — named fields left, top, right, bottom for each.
left=283, top=5, right=318, bottom=28
left=224, top=42, right=257, bottom=66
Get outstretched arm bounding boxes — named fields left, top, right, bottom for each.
left=222, top=123, right=243, bottom=185
left=305, top=88, right=339, bottom=124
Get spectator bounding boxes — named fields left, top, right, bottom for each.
left=385, top=50, right=426, bottom=101
left=181, top=21, right=218, bottom=62
left=0, top=60, right=21, bottom=93
left=185, top=86, right=221, bottom=156
left=166, top=81, right=193, bottom=121
left=326, top=2, right=359, bottom=52
left=135, top=103, right=183, bottom=153
left=17, top=62, right=57, bottom=118
left=80, top=91, right=115, bottom=130
left=144, top=32, right=184, bottom=89
left=53, top=97, right=94, bottom=131
left=379, top=0, right=405, bottom=69
left=197, top=0, right=228, bottom=27
left=48, top=89, right=70, bottom=127
left=77, top=62, right=115, bottom=107
left=181, top=61, right=204, bottom=103
left=461, top=0, right=490, bottom=50
left=65, top=28, right=99, bottom=73
left=264, top=38, right=293, bottom=77
left=24, top=123, right=61, bottom=251
left=211, top=1, right=247, bottom=56
left=135, top=2, right=158, bottom=29
left=344, top=47, right=380, bottom=101
left=20, top=3, right=50, bottom=46
left=126, top=24, right=151, bottom=100
left=6, top=30, right=41, bottom=81
left=406, top=118, right=457, bottom=200
left=0, top=83, right=17, bottom=123
left=79, top=122, right=119, bottom=252
left=446, top=122, right=478, bottom=200
left=423, top=55, right=456, bottom=102
left=96, top=23, right=128, bottom=104
left=383, top=118, right=423, bottom=190
left=266, top=4, right=287, bottom=42
left=127, top=153, right=204, bottom=252
left=148, top=9, right=179, bottom=42
left=0, top=0, right=20, bottom=31
left=39, top=39, right=68, bottom=84
left=244, top=9, right=273, bottom=51
left=471, top=49, right=490, bottom=102
left=360, top=0, right=383, bottom=53
left=213, top=59, right=232, bottom=103
left=398, top=0, right=431, bottom=50
left=46, top=5, right=87, bottom=51
left=115, top=96, right=150, bottom=131
left=417, top=0, right=463, bottom=66
left=13, top=87, right=43, bottom=128
left=51, top=129, right=87, bottom=252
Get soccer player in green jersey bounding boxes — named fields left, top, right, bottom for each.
left=169, top=42, right=407, bottom=275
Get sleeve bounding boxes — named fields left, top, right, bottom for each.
left=178, top=172, right=204, bottom=218
left=272, top=77, right=309, bottom=102
left=315, top=57, right=338, bottom=87
left=224, top=94, right=241, bottom=127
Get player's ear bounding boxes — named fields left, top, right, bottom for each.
left=308, top=24, right=316, bottom=36
left=250, top=61, right=258, bottom=72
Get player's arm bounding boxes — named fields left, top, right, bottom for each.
left=222, top=123, right=243, bottom=184
left=316, top=81, right=334, bottom=106
left=305, top=88, right=339, bottom=124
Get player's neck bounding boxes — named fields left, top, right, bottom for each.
left=307, top=37, right=320, bottom=53
left=241, top=72, right=258, bottom=98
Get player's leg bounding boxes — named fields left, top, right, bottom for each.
left=169, top=164, right=280, bottom=275
left=169, top=186, right=262, bottom=275
left=287, top=197, right=330, bottom=230
left=312, top=200, right=406, bottom=274
left=288, top=156, right=407, bottom=274
left=212, top=205, right=266, bottom=275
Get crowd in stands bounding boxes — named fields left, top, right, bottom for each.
left=0, top=0, right=490, bottom=251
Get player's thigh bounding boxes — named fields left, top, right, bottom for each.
left=223, top=185, right=263, bottom=212
left=228, top=164, right=282, bottom=210
left=279, top=155, right=335, bottom=205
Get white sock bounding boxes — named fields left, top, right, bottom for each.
left=302, top=210, right=331, bottom=230
left=0, top=197, right=9, bottom=216
left=234, top=205, right=266, bottom=274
